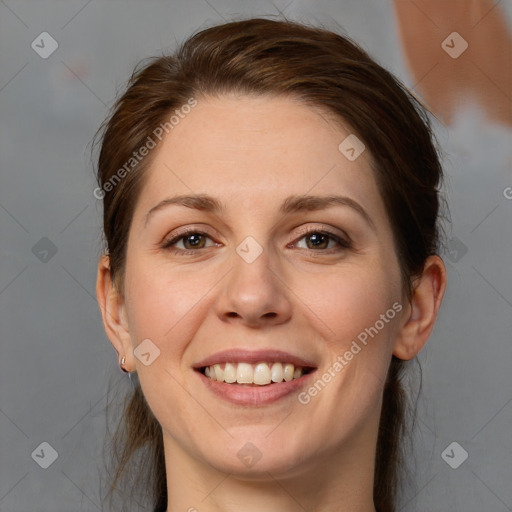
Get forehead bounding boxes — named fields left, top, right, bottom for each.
left=135, top=94, right=385, bottom=221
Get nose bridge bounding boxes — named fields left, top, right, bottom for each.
left=216, top=237, right=292, bottom=326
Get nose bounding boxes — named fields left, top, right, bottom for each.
left=215, top=247, right=293, bottom=328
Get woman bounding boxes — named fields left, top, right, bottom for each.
left=94, top=18, right=447, bottom=512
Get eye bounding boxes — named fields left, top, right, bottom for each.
left=162, top=230, right=218, bottom=253
left=294, top=228, right=351, bottom=252
left=161, top=227, right=351, bottom=255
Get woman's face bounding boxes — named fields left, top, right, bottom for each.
left=119, top=95, right=407, bottom=477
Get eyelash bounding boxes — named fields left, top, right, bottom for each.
left=293, top=227, right=352, bottom=252
left=161, top=227, right=351, bottom=255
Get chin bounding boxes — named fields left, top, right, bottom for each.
left=196, top=434, right=314, bottom=479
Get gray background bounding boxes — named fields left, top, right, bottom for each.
left=1, top=1, right=511, bottom=511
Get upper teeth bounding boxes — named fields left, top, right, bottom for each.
left=204, top=362, right=305, bottom=385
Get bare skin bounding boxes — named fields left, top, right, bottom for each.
left=97, top=95, right=446, bottom=512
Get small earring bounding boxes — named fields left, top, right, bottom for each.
left=120, top=355, right=129, bottom=373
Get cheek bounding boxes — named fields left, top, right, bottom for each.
left=296, top=261, right=401, bottom=350
left=294, top=259, right=402, bottom=407
left=122, top=260, right=213, bottom=360
left=121, top=261, right=214, bottom=434
left=294, top=267, right=402, bottom=427
left=125, top=261, right=200, bottom=326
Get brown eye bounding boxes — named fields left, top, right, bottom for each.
left=304, top=232, right=331, bottom=250
left=162, top=231, right=216, bottom=252
left=181, top=233, right=207, bottom=250
left=295, top=230, right=351, bottom=251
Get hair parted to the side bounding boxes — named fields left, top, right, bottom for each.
left=94, top=17, right=444, bottom=512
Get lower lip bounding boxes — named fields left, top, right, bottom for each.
left=196, top=370, right=316, bottom=405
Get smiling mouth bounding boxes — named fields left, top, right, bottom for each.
left=198, top=362, right=316, bottom=386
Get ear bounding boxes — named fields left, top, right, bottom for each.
left=393, top=255, right=447, bottom=360
left=96, top=254, right=135, bottom=371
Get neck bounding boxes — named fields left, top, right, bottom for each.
left=162, top=432, right=377, bottom=512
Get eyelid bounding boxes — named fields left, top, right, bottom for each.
left=162, top=224, right=219, bottom=240
left=161, top=226, right=219, bottom=250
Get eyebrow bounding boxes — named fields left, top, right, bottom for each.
left=144, top=193, right=375, bottom=231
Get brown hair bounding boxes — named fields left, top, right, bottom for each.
left=95, top=17, right=443, bottom=512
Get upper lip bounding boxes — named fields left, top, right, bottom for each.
left=193, top=349, right=318, bottom=369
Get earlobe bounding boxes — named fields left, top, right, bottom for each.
left=95, top=255, right=134, bottom=371
left=393, top=255, right=447, bottom=360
